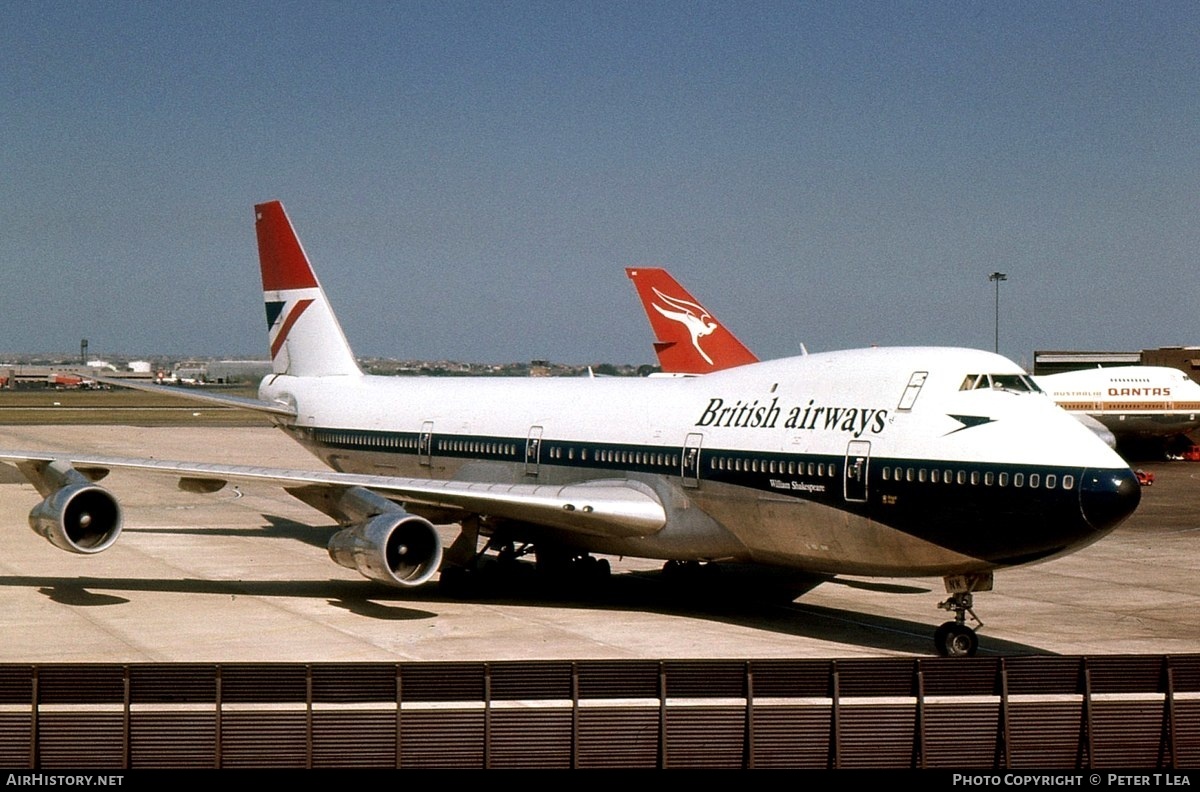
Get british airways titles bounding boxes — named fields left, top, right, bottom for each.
left=695, top=396, right=889, bottom=438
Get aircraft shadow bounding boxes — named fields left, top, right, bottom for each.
left=0, top=563, right=1049, bottom=657
left=10, top=514, right=1050, bottom=656
left=446, top=563, right=1049, bottom=657
left=127, top=515, right=339, bottom=551
left=0, top=463, right=26, bottom=485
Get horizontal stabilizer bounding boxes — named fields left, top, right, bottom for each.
left=70, top=373, right=297, bottom=417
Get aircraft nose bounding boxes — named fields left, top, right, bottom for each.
left=1079, top=467, right=1141, bottom=532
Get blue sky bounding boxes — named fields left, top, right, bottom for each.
left=3, top=1, right=1198, bottom=368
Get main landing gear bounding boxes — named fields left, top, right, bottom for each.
left=438, top=518, right=611, bottom=596
left=934, top=572, right=992, bottom=657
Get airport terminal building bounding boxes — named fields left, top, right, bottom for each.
left=1034, top=346, right=1200, bottom=382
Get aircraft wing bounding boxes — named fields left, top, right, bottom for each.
left=0, top=450, right=667, bottom=539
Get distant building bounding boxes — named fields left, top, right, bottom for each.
left=203, top=360, right=272, bottom=384
left=1140, top=347, right=1200, bottom=384
left=1032, top=351, right=1141, bottom=376
left=171, top=363, right=208, bottom=383
left=1034, top=347, right=1200, bottom=386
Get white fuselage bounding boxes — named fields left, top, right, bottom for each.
left=1034, top=366, right=1200, bottom=439
left=260, top=345, right=1139, bottom=578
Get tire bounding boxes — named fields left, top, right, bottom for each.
left=934, top=622, right=979, bottom=657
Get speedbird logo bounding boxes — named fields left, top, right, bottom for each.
left=650, top=287, right=718, bottom=365
left=265, top=297, right=314, bottom=360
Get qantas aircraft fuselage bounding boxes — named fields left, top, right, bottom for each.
left=1033, top=366, right=1200, bottom=440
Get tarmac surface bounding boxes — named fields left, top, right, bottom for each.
left=0, top=423, right=1197, bottom=663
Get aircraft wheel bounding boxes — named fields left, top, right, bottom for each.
left=661, top=560, right=715, bottom=583
left=569, top=555, right=611, bottom=587
left=934, top=622, right=979, bottom=657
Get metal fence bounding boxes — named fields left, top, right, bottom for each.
left=1, top=654, right=1197, bottom=769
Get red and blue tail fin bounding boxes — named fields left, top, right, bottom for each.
left=255, top=201, right=361, bottom=377
left=625, top=267, right=759, bottom=374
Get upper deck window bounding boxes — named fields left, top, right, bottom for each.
left=897, top=372, right=929, bottom=411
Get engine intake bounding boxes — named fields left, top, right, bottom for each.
left=328, top=512, right=443, bottom=587
left=29, top=483, right=123, bottom=554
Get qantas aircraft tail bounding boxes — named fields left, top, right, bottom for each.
left=625, top=267, right=759, bottom=374
left=255, top=201, right=362, bottom=378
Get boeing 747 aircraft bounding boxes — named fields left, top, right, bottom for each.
left=628, top=267, right=1200, bottom=449
left=1032, top=366, right=1200, bottom=442
left=0, top=204, right=1141, bottom=657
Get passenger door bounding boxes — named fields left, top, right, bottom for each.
left=844, top=440, right=870, bottom=503
left=682, top=433, right=703, bottom=489
left=525, top=425, right=543, bottom=477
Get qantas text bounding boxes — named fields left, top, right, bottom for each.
left=695, top=397, right=888, bottom=437
left=1109, top=387, right=1170, bottom=397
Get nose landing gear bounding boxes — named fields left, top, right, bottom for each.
left=934, top=572, right=991, bottom=657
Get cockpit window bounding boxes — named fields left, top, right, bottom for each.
left=959, top=374, right=1043, bottom=393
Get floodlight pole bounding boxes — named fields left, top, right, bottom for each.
left=988, top=272, right=1007, bottom=354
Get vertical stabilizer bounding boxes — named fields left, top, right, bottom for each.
left=625, top=267, right=759, bottom=374
left=255, top=201, right=362, bottom=378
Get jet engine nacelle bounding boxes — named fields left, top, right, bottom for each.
left=328, top=511, right=443, bottom=588
left=29, top=483, right=123, bottom=554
